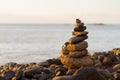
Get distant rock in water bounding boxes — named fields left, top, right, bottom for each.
left=88, top=23, right=105, bottom=25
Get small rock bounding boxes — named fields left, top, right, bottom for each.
left=98, top=55, right=104, bottom=62
left=66, top=69, right=76, bottom=75
left=15, top=70, right=23, bottom=79
left=37, top=72, right=50, bottom=80
left=2, top=70, right=15, bottom=80
left=112, top=64, right=120, bottom=72
left=102, top=57, right=112, bottom=66
left=24, top=66, right=44, bottom=78
left=52, top=76, right=75, bottom=80
left=38, top=61, right=50, bottom=67
left=69, top=36, right=88, bottom=44
left=113, top=72, right=120, bottom=80
left=55, top=68, right=67, bottom=76
left=73, top=67, right=106, bottom=80
left=69, top=49, right=88, bottom=58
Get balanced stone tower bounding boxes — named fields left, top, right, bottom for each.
left=60, top=19, right=94, bottom=69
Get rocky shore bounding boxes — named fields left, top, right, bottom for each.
left=0, top=19, right=119, bottom=80
left=0, top=48, right=120, bottom=80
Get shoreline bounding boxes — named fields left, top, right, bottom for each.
left=0, top=48, right=120, bottom=80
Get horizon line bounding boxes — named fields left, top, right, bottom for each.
left=0, top=23, right=120, bottom=25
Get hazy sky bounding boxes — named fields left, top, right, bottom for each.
left=0, top=0, right=120, bottom=24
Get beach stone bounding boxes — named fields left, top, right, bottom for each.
left=49, top=64, right=57, bottom=74
left=0, top=76, right=4, bottom=80
left=2, top=70, right=15, bottom=80
left=38, top=58, right=62, bottom=68
left=95, top=62, right=102, bottom=68
left=61, top=49, right=69, bottom=55
left=91, top=52, right=99, bottom=59
left=113, top=73, right=120, bottom=80
left=69, top=36, right=88, bottom=44
left=107, top=51, right=117, bottom=61
left=74, top=26, right=86, bottom=32
left=21, top=78, right=30, bottom=80
left=34, top=72, right=50, bottom=80
left=52, top=76, right=75, bottom=80
left=66, top=69, right=76, bottom=75
left=4, top=62, right=17, bottom=70
left=61, top=44, right=69, bottom=55
left=98, top=55, right=105, bottom=62
left=38, top=61, right=50, bottom=67
left=69, top=49, right=88, bottom=58
left=46, top=58, right=62, bottom=65
left=12, top=77, right=17, bottom=80
left=60, top=55, right=94, bottom=68
left=75, top=41, right=88, bottom=50
left=76, top=19, right=81, bottom=23
left=55, top=67, right=67, bottom=76
left=112, top=64, right=120, bottom=72
left=74, top=67, right=106, bottom=80
left=102, top=57, right=112, bottom=66
left=75, top=22, right=84, bottom=28
left=113, top=48, right=120, bottom=56
left=97, top=69, right=112, bottom=79
left=24, top=66, right=44, bottom=78
left=15, top=70, right=23, bottom=79
left=72, top=31, right=88, bottom=36
left=66, top=41, right=88, bottom=51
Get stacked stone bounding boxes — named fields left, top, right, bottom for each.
left=60, top=19, right=94, bottom=69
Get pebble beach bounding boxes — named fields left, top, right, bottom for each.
left=0, top=19, right=120, bottom=80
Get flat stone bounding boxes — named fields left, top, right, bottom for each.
left=74, top=23, right=84, bottom=28
left=102, top=57, right=112, bottom=66
left=69, top=49, right=88, bottom=58
left=74, top=26, right=86, bottom=32
left=2, top=70, right=15, bottom=80
left=15, top=70, right=23, bottom=79
left=52, top=76, right=75, bottom=80
left=72, top=31, right=88, bottom=36
left=66, top=69, right=77, bottom=75
left=55, top=66, right=67, bottom=76
left=112, top=64, right=120, bottom=72
left=74, top=67, right=106, bottom=80
left=69, top=36, right=88, bottom=44
left=66, top=41, right=88, bottom=51
left=3, top=62, right=17, bottom=70
left=61, top=45, right=69, bottom=55
left=106, top=51, right=117, bottom=61
left=24, top=66, right=44, bottom=78
left=112, top=48, right=120, bottom=56
left=76, top=19, right=81, bottom=23
left=60, top=55, right=94, bottom=68
left=113, top=72, right=120, bottom=80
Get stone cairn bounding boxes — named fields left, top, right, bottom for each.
left=60, top=19, right=94, bottom=69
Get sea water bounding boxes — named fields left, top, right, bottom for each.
left=0, top=24, right=120, bottom=65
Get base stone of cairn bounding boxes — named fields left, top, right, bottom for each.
left=60, top=19, right=94, bottom=68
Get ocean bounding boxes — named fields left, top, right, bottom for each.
left=0, top=24, right=120, bottom=65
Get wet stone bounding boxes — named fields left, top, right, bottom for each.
left=72, top=31, right=88, bottom=36
left=112, top=64, right=120, bottom=72
left=52, top=75, right=75, bottom=80
left=2, top=70, right=15, bottom=80
left=74, top=26, right=86, bottom=32
left=24, top=66, right=44, bottom=78
left=74, top=67, right=106, bottom=80
left=69, top=49, right=88, bottom=58
left=66, top=69, right=76, bottom=75
left=69, top=36, right=88, bottom=44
